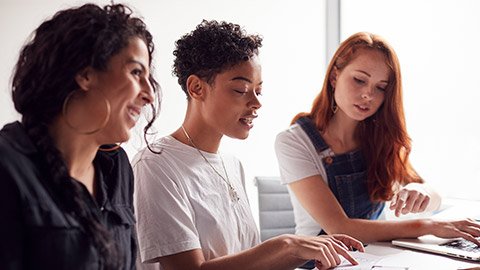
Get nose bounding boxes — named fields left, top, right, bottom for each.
left=140, top=76, right=154, bottom=105
left=248, top=91, right=262, bottom=110
left=362, top=86, right=375, bottom=100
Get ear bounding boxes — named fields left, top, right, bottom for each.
left=186, top=75, right=207, bottom=101
left=75, top=67, right=96, bottom=91
left=329, top=66, right=338, bottom=88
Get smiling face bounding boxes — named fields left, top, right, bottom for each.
left=90, top=37, right=154, bottom=143
left=202, top=55, right=263, bottom=140
left=331, top=48, right=390, bottom=122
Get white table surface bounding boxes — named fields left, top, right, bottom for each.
left=296, top=198, right=480, bottom=270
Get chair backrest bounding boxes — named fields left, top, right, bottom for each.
left=254, top=176, right=295, bottom=242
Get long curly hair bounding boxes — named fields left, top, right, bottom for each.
left=11, top=4, right=159, bottom=269
left=292, top=32, right=422, bottom=202
left=172, top=20, right=263, bottom=98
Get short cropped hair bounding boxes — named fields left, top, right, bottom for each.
left=173, top=20, right=263, bottom=97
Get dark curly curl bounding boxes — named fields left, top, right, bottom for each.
left=173, top=20, right=263, bottom=97
left=11, top=3, right=158, bottom=270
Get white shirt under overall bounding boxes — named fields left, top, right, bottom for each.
left=275, top=123, right=335, bottom=237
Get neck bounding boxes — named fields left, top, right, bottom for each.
left=323, top=111, right=359, bottom=153
left=49, top=117, right=99, bottom=193
left=171, top=108, right=222, bottom=153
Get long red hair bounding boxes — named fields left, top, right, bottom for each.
left=292, top=32, right=422, bottom=202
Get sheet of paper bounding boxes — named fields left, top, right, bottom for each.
left=332, top=252, right=381, bottom=269
left=327, top=252, right=409, bottom=270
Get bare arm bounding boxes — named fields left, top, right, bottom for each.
left=154, top=234, right=364, bottom=270
left=288, top=175, right=480, bottom=245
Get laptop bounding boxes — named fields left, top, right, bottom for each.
left=391, top=203, right=480, bottom=261
left=392, top=235, right=480, bottom=261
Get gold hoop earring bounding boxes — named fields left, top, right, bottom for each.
left=62, top=89, right=111, bottom=135
left=99, top=143, right=122, bottom=152
left=331, top=88, right=338, bottom=114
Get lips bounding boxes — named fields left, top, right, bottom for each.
left=355, top=104, right=369, bottom=111
left=239, top=114, right=258, bottom=128
left=127, top=106, right=141, bottom=121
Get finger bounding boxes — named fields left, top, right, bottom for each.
left=410, top=194, right=425, bottom=213
left=457, top=231, right=480, bottom=246
left=389, top=194, right=398, bottom=209
left=315, top=261, right=328, bottom=270
left=395, top=192, right=408, bottom=217
left=331, top=237, right=349, bottom=251
left=314, top=248, right=333, bottom=269
left=417, top=196, right=430, bottom=213
left=324, top=240, right=342, bottom=265
left=467, top=218, right=480, bottom=229
left=463, top=226, right=480, bottom=239
left=401, top=192, right=418, bottom=215
left=332, top=243, right=358, bottom=266
left=333, top=234, right=365, bottom=252
left=458, top=220, right=480, bottom=238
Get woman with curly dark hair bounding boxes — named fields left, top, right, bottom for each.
left=0, top=3, right=159, bottom=270
left=133, top=20, right=363, bottom=270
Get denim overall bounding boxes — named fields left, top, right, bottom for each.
left=296, top=116, right=384, bottom=269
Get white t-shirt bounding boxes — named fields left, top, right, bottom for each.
left=274, top=123, right=334, bottom=236
left=133, top=136, right=260, bottom=270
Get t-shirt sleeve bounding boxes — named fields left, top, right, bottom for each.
left=274, top=127, right=320, bottom=185
left=133, top=154, right=201, bottom=263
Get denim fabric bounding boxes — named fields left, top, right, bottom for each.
left=296, top=117, right=384, bottom=269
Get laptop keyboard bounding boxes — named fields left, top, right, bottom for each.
left=441, top=237, right=480, bottom=253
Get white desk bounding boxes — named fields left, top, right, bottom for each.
left=363, top=241, right=479, bottom=270
left=294, top=241, right=479, bottom=270
left=297, top=199, right=480, bottom=270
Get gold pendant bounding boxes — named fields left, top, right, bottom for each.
left=229, top=186, right=240, bottom=202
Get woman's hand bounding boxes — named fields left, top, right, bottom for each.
left=285, top=234, right=364, bottom=269
left=428, top=219, right=480, bottom=246
left=389, top=183, right=440, bottom=217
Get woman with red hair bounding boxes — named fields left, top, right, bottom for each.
left=275, top=32, right=480, bottom=268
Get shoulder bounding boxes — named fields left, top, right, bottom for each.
left=0, top=122, right=38, bottom=174
left=276, top=123, right=306, bottom=141
left=275, top=123, right=310, bottom=151
left=131, top=136, right=177, bottom=167
left=131, top=136, right=190, bottom=182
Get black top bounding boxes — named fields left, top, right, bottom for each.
left=0, top=122, right=137, bottom=270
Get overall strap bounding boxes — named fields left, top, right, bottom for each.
left=295, top=116, right=329, bottom=153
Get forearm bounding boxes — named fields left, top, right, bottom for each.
left=199, top=235, right=306, bottom=270
left=325, top=218, right=433, bottom=243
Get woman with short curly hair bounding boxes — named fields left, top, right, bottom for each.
left=0, top=3, right=158, bottom=269
left=133, top=20, right=364, bottom=270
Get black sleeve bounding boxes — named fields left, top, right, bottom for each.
left=0, top=162, right=24, bottom=269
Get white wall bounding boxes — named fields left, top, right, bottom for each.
left=4, top=0, right=477, bottom=227
left=0, top=0, right=327, bottom=225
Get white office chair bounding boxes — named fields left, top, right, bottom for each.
left=254, top=176, right=295, bottom=242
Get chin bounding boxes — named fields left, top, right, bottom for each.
left=115, top=130, right=131, bottom=144
left=226, top=131, right=250, bottom=140
left=236, top=131, right=250, bottom=140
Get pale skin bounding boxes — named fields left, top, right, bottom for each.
left=288, top=48, right=480, bottom=245
left=160, top=55, right=365, bottom=270
left=48, top=37, right=154, bottom=197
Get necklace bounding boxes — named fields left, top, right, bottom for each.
left=181, top=125, right=240, bottom=203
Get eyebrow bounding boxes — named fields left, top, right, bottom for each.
left=355, top=70, right=389, bottom=83
left=128, top=59, right=147, bottom=72
left=230, top=76, right=263, bottom=85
